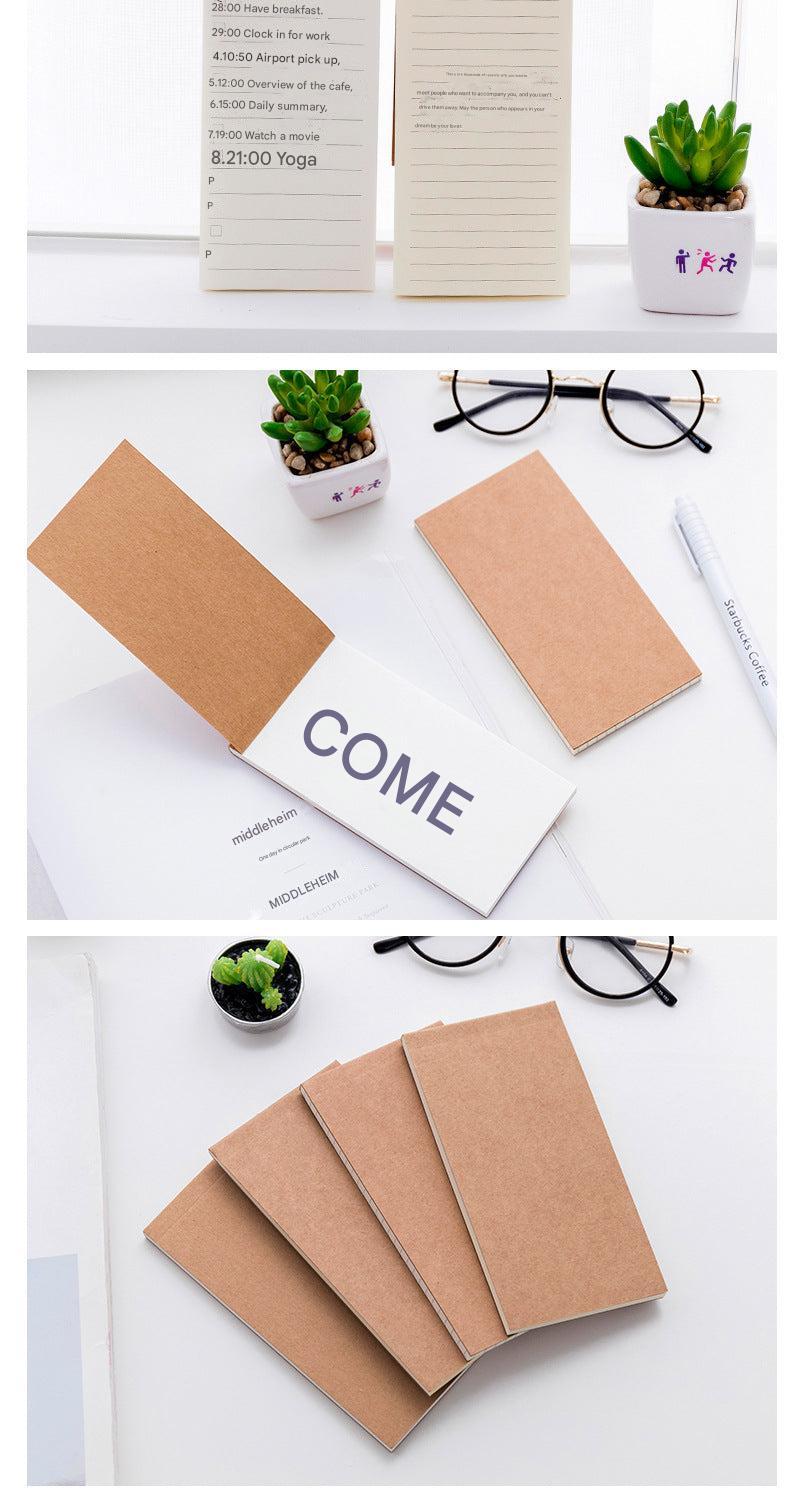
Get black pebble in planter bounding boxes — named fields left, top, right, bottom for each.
left=209, top=939, right=304, bottom=1031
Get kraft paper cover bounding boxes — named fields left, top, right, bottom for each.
left=302, top=1038, right=506, bottom=1360
left=144, top=1163, right=442, bottom=1450
left=403, top=1004, right=667, bottom=1335
left=415, top=451, right=701, bottom=751
left=211, top=1076, right=467, bottom=1395
left=27, top=441, right=333, bottom=753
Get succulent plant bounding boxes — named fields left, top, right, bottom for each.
left=261, top=370, right=372, bottom=455
left=211, top=942, right=289, bottom=1012
left=625, top=99, right=751, bottom=193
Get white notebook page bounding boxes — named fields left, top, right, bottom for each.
left=200, top=0, right=379, bottom=289
left=394, top=0, right=572, bottom=296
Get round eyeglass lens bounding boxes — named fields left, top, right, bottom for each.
left=453, top=370, right=552, bottom=435
left=603, top=370, right=704, bottom=449
left=561, top=937, right=673, bottom=998
left=407, top=936, right=506, bottom=970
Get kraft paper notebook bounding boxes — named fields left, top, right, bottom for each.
left=402, top=1004, right=667, bottom=1335
left=144, top=1163, right=446, bottom=1451
left=210, top=1074, right=467, bottom=1395
left=416, top=451, right=702, bottom=751
left=301, top=1037, right=507, bottom=1361
left=27, top=442, right=575, bottom=915
left=393, top=0, right=572, bottom=297
left=200, top=0, right=379, bottom=291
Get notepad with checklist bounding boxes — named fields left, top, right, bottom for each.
left=393, top=0, right=572, bottom=297
left=200, top=0, right=380, bottom=290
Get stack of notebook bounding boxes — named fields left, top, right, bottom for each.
left=145, top=1004, right=666, bottom=1450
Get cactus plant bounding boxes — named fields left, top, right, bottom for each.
left=625, top=99, right=750, bottom=195
left=211, top=940, right=289, bottom=1013
left=261, top=370, right=372, bottom=456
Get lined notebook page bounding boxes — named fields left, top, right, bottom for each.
left=200, top=0, right=379, bottom=290
left=394, top=0, right=572, bottom=296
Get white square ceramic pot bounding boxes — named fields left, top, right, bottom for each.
left=268, top=403, right=390, bottom=521
left=628, top=178, right=755, bottom=315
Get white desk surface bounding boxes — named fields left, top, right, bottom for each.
left=28, top=933, right=776, bottom=1486
left=28, top=369, right=776, bottom=919
left=27, top=238, right=777, bottom=354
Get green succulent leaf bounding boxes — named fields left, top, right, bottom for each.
left=661, top=114, right=688, bottom=165
left=624, top=134, right=661, bottom=182
left=261, top=986, right=284, bottom=1013
left=261, top=420, right=290, bottom=441
left=293, top=429, right=329, bottom=453
left=653, top=139, right=692, bottom=190
left=710, top=146, right=749, bottom=192
left=714, top=117, right=733, bottom=155
left=211, top=956, right=240, bottom=986
left=719, top=99, right=737, bottom=127
left=342, top=409, right=372, bottom=437
left=326, top=424, right=343, bottom=442
left=690, top=148, right=713, bottom=184
left=339, top=382, right=362, bottom=413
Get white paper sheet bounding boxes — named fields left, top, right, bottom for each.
left=242, top=637, right=574, bottom=913
left=28, top=953, right=116, bottom=1485
left=394, top=0, right=572, bottom=296
left=29, top=558, right=600, bottom=919
left=200, top=0, right=379, bottom=289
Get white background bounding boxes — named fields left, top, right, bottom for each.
left=27, top=932, right=776, bottom=1485
left=28, top=367, right=777, bottom=918
left=28, top=0, right=777, bottom=244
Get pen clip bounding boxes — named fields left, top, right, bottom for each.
left=673, top=513, right=701, bottom=575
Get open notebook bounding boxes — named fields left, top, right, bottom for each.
left=28, top=442, right=576, bottom=915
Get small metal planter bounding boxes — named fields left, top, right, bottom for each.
left=208, top=940, right=304, bottom=1033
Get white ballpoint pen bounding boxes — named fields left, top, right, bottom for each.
left=674, top=497, right=776, bottom=735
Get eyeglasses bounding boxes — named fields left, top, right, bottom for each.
left=371, top=934, right=690, bottom=1002
left=372, top=935, right=511, bottom=972
left=435, top=371, right=719, bottom=454
left=558, top=936, right=691, bottom=1006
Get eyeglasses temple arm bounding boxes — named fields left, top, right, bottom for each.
left=605, top=936, right=678, bottom=1006
left=372, top=936, right=414, bottom=954
left=433, top=384, right=550, bottom=434
left=603, top=386, right=712, bottom=453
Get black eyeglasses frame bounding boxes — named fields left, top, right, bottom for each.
left=437, top=370, right=714, bottom=454
left=558, top=936, right=678, bottom=1005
